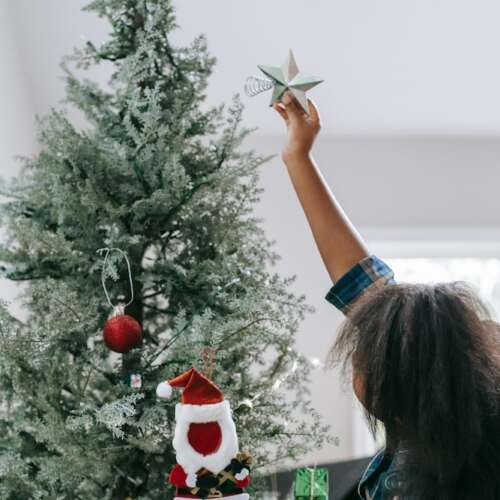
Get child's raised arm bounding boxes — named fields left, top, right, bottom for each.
left=274, top=93, right=369, bottom=283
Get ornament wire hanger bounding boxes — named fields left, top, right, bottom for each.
left=201, top=347, right=216, bottom=380
left=98, top=247, right=135, bottom=314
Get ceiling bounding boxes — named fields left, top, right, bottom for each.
left=6, top=0, right=500, bottom=137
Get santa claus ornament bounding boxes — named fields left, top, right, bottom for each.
left=157, top=368, right=252, bottom=500
left=99, top=247, right=142, bottom=353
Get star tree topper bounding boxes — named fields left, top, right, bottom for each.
left=258, top=49, right=323, bottom=114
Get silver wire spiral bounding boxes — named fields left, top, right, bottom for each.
left=244, top=75, right=274, bottom=97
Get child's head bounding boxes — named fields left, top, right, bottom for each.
left=330, top=282, right=500, bottom=498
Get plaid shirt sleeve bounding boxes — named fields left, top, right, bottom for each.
left=325, top=255, right=396, bottom=313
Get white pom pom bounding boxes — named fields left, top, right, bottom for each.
left=186, top=472, right=197, bottom=488
left=156, top=382, right=172, bottom=399
left=235, top=468, right=249, bottom=481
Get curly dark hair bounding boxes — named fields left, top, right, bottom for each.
left=329, top=282, right=500, bottom=500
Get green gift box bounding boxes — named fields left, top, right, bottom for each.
left=294, top=467, right=329, bottom=500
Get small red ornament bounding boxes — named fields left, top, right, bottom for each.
left=103, top=305, right=142, bottom=353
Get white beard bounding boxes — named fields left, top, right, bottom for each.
left=173, top=400, right=239, bottom=475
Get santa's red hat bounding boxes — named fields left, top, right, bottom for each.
left=156, top=368, right=224, bottom=405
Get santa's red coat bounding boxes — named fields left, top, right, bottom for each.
left=168, top=463, right=251, bottom=489
left=169, top=464, right=188, bottom=488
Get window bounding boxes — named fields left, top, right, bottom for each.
left=387, top=258, right=500, bottom=317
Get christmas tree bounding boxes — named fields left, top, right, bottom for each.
left=0, top=1, right=329, bottom=498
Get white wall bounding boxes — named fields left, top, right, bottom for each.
left=6, top=0, right=111, bottom=126
left=0, top=3, right=38, bottom=176
left=0, top=3, right=38, bottom=320
left=253, top=134, right=500, bottom=229
left=9, top=0, right=500, bottom=136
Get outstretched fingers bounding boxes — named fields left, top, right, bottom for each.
left=274, top=93, right=320, bottom=130
left=307, top=99, right=321, bottom=127
left=282, top=92, right=307, bottom=121
left=273, top=102, right=289, bottom=124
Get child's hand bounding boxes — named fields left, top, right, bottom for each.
left=273, top=92, right=321, bottom=162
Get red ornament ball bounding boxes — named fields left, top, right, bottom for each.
left=103, top=314, right=142, bottom=353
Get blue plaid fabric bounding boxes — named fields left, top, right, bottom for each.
left=356, top=448, right=406, bottom=500
left=325, top=255, right=401, bottom=499
left=325, top=255, right=395, bottom=312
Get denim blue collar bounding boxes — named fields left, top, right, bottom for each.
left=357, top=448, right=388, bottom=499
left=358, top=444, right=410, bottom=499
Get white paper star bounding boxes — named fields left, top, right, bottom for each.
left=257, top=49, right=323, bottom=114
